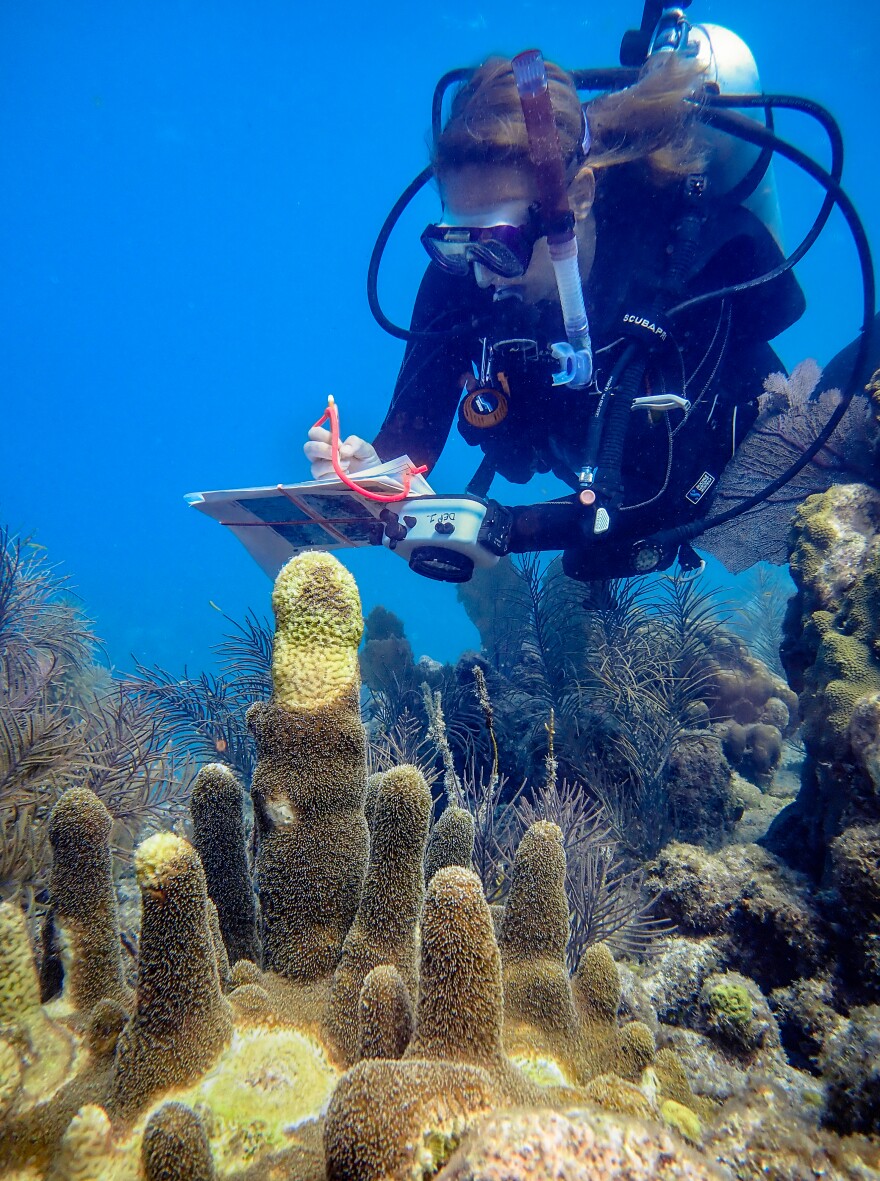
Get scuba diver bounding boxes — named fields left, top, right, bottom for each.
left=301, top=3, right=874, bottom=584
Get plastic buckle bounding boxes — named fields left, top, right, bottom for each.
left=631, top=393, right=691, bottom=413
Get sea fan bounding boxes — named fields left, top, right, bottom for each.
left=702, top=359, right=877, bottom=572
left=1, top=526, right=195, bottom=919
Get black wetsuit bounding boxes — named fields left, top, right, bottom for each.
left=374, top=171, right=805, bottom=580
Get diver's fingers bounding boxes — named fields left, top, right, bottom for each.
left=304, top=436, right=350, bottom=479
left=309, top=459, right=341, bottom=480
left=303, top=439, right=334, bottom=462
left=340, top=434, right=372, bottom=459
left=303, top=428, right=377, bottom=479
left=341, top=435, right=381, bottom=472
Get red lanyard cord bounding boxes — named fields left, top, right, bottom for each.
left=312, top=397, right=428, bottom=504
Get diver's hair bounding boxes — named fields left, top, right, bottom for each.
left=432, top=58, right=584, bottom=175
left=587, top=53, right=709, bottom=178
left=433, top=53, right=708, bottom=184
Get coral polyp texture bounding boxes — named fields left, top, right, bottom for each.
left=110, top=831, right=234, bottom=1121
left=247, top=550, right=369, bottom=982
left=189, top=763, right=260, bottom=967
left=2, top=548, right=879, bottom=1180
left=39, top=787, right=130, bottom=1013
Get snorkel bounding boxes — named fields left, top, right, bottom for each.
left=511, top=49, right=594, bottom=387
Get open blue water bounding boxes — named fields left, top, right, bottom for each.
left=1, top=0, right=877, bottom=673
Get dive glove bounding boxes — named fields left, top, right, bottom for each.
left=304, top=427, right=381, bottom=481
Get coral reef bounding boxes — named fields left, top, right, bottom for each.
left=424, top=805, right=476, bottom=883
left=756, top=483, right=880, bottom=1008
left=358, top=604, right=417, bottom=698
left=435, top=1107, right=723, bottom=1179
left=663, top=732, right=742, bottom=848
left=644, top=830, right=880, bottom=1170
left=326, top=763, right=431, bottom=1064
left=819, top=1005, right=880, bottom=1135
left=699, top=358, right=879, bottom=572
left=141, top=1102, right=216, bottom=1181
left=767, top=484, right=880, bottom=877
left=39, top=787, right=130, bottom=1012
left=647, top=841, right=827, bottom=992
left=700, top=973, right=780, bottom=1058
left=827, top=822, right=880, bottom=993
left=498, top=822, right=577, bottom=1045
left=698, top=631, right=798, bottom=788
left=126, top=608, right=274, bottom=785
left=2, top=547, right=878, bottom=1180
left=356, top=965, right=414, bottom=1061
left=0, top=527, right=193, bottom=925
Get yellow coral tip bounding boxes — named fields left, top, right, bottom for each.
left=135, top=832, right=196, bottom=888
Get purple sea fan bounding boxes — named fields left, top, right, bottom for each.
left=701, top=362, right=877, bottom=573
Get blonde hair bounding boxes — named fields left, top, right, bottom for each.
left=433, top=52, right=709, bottom=186
left=588, top=53, right=709, bottom=179
left=432, top=57, right=584, bottom=177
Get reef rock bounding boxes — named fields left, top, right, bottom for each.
left=435, top=1107, right=725, bottom=1180
left=766, top=483, right=880, bottom=877
left=647, top=841, right=827, bottom=991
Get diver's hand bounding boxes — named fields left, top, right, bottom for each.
left=304, top=427, right=381, bottom=480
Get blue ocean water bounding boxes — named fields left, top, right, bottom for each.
left=0, top=0, right=877, bottom=673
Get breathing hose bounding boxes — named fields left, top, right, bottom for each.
left=652, top=104, right=875, bottom=550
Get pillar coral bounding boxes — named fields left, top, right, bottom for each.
left=324, top=867, right=543, bottom=1180
left=110, top=833, right=233, bottom=1120
left=247, top=551, right=369, bottom=981
left=190, top=762, right=260, bottom=967
left=424, top=805, right=476, bottom=882
left=40, top=788, right=130, bottom=1013
left=327, top=763, right=431, bottom=1064
left=0, top=552, right=722, bottom=1179
left=499, top=821, right=579, bottom=1049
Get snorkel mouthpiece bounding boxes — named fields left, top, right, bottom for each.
left=512, top=49, right=593, bottom=385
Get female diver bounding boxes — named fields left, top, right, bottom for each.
left=304, top=43, right=805, bottom=581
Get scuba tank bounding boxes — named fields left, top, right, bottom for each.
left=646, top=13, right=784, bottom=246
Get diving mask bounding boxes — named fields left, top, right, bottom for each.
left=421, top=207, right=541, bottom=278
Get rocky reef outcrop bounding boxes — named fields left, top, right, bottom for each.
left=762, top=483, right=880, bottom=1004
